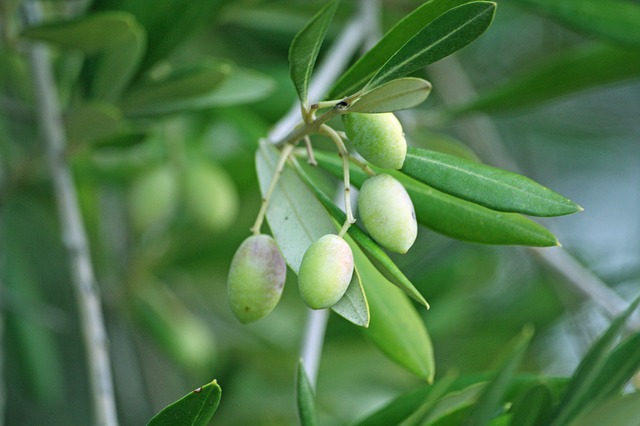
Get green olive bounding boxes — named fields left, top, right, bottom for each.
left=128, top=165, right=178, bottom=231
left=298, top=234, right=354, bottom=310
left=342, top=112, right=407, bottom=169
left=185, top=161, right=239, bottom=232
left=227, top=234, right=286, bottom=323
left=358, top=174, right=417, bottom=253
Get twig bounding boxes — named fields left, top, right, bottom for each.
left=22, top=2, right=119, bottom=425
left=264, top=1, right=374, bottom=387
left=268, top=6, right=369, bottom=143
left=427, top=55, right=637, bottom=328
left=0, top=281, right=4, bottom=426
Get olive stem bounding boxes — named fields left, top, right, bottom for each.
left=22, top=2, right=119, bottom=425
left=319, top=124, right=356, bottom=236
left=311, top=100, right=342, bottom=110
left=250, top=142, right=297, bottom=235
left=300, top=308, right=329, bottom=388
left=303, top=136, right=318, bottom=166
left=263, top=0, right=376, bottom=388
left=338, top=132, right=376, bottom=177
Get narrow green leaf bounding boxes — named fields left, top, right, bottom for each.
left=508, top=383, right=553, bottom=426
left=354, top=386, right=435, bottom=426
left=400, top=372, right=459, bottom=426
left=556, top=332, right=640, bottom=425
left=450, top=43, right=640, bottom=115
left=131, top=1, right=225, bottom=75
left=550, top=296, right=640, bottom=426
left=120, top=63, right=229, bottom=116
left=354, top=379, right=487, bottom=426
left=292, top=159, right=428, bottom=307
left=329, top=0, right=476, bottom=98
left=513, top=0, right=640, bottom=49
left=65, top=102, right=124, bottom=146
left=288, top=0, right=339, bottom=104
left=462, top=327, right=534, bottom=426
left=21, top=11, right=137, bottom=52
left=345, top=78, right=432, bottom=113
left=402, top=147, right=581, bottom=217
left=331, top=263, right=370, bottom=327
left=188, top=67, right=275, bottom=107
left=423, top=383, right=486, bottom=425
left=405, top=178, right=558, bottom=246
left=567, top=393, right=640, bottom=426
left=22, top=11, right=146, bottom=102
left=366, top=2, right=496, bottom=90
left=91, top=132, right=147, bottom=151
left=91, top=21, right=146, bottom=101
left=356, top=248, right=434, bottom=381
left=255, top=141, right=336, bottom=273
left=296, top=360, right=318, bottom=426
left=147, top=380, right=221, bottom=426
left=313, top=151, right=559, bottom=247
left=412, top=131, right=481, bottom=162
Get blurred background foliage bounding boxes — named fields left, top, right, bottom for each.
left=1, top=0, right=639, bottom=425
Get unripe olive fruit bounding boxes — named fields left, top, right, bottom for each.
left=358, top=174, right=417, bottom=254
left=129, top=165, right=178, bottom=231
left=342, top=112, right=407, bottom=169
left=298, top=234, right=354, bottom=310
left=227, top=235, right=286, bottom=323
left=185, top=161, right=239, bottom=232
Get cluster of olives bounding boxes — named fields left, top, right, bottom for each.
left=228, top=112, right=417, bottom=323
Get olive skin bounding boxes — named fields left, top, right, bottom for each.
left=342, top=112, right=407, bottom=169
left=298, top=235, right=354, bottom=310
left=358, top=174, right=417, bottom=254
left=227, top=235, right=286, bottom=323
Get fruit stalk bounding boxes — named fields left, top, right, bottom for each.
left=250, top=142, right=296, bottom=235
left=319, top=124, right=356, bottom=237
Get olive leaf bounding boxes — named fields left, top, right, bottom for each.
left=462, top=327, right=534, bottom=426
left=561, top=333, right=640, bottom=425
left=449, top=43, right=640, bottom=115
left=21, top=11, right=138, bottom=52
left=147, top=380, right=221, bottom=426
left=402, top=147, right=581, bottom=216
left=65, top=102, right=124, bottom=146
left=21, top=11, right=147, bottom=102
left=330, top=0, right=477, bottom=98
left=120, top=62, right=229, bottom=116
left=331, top=263, right=370, bottom=328
left=355, top=247, right=435, bottom=381
left=89, top=0, right=225, bottom=76
left=567, top=392, right=640, bottom=426
left=365, top=2, right=496, bottom=91
left=512, top=0, right=640, bottom=49
left=296, top=360, right=318, bottom=426
left=288, top=0, right=339, bottom=104
left=190, top=66, right=275, bottom=107
left=550, top=296, right=640, bottom=426
left=346, top=78, right=432, bottom=113
left=508, top=383, right=554, bottom=426
left=91, top=22, right=146, bottom=101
